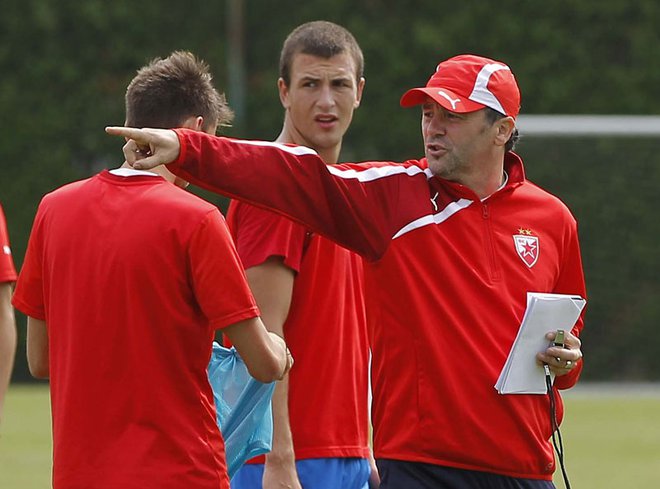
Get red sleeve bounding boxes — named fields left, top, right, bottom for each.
left=227, top=200, right=307, bottom=273
left=552, top=217, right=587, bottom=390
left=0, top=204, right=17, bottom=283
left=12, top=206, right=45, bottom=319
left=168, top=129, right=422, bottom=261
left=189, top=210, right=260, bottom=329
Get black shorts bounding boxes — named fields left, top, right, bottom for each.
left=376, top=459, right=556, bottom=489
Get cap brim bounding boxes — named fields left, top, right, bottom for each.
left=400, top=87, right=486, bottom=113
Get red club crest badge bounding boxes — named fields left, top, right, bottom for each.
left=513, top=229, right=539, bottom=268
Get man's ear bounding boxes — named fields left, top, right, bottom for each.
left=278, top=78, right=290, bottom=109
left=181, top=116, right=204, bottom=132
left=354, top=77, right=366, bottom=109
left=494, top=117, right=515, bottom=147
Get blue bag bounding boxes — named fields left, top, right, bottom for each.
left=207, top=342, right=276, bottom=478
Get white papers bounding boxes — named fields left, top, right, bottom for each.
left=495, top=292, right=586, bottom=395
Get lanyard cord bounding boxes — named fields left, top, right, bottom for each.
left=545, top=366, right=572, bottom=489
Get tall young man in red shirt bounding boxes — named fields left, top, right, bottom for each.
left=0, top=203, right=17, bottom=425
left=109, top=53, right=587, bottom=489
left=13, top=51, right=291, bottom=489
left=228, top=21, right=375, bottom=489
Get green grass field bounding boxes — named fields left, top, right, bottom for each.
left=557, top=387, right=660, bottom=489
left=1, top=384, right=659, bottom=488
left=0, top=384, right=52, bottom=488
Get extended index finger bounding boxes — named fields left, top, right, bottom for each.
left=105, top=126, right=148, bottom=143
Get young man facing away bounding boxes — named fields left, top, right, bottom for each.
left=0, top=203, right=17, bottom=425
left=108, top=53, right=588, bottom=489
left=228, top=21, right=376, bottom=489
left=12, top=51, right=291, bottom=489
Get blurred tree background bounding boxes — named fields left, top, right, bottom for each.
left=1, top=0, right=658, bottom=381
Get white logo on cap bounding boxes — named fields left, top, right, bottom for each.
left=437, top=90, right=460, bottom=110
left=468, top=63, right=510, bottom=115
left=2, top=245, right=10, bottom=255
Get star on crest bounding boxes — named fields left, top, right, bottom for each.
left=517, top=228, right=533, bottom=236
left=522, top=241, right=537, bottom=256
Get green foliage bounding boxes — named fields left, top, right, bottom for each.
left=518, top=136, right=660, bottom=380
left=1, top=0, right=658, bottom=380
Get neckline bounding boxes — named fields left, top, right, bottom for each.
left=109, top=167, right=161, bottom=178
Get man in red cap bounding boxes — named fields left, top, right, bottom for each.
left=108, top=53, right=586, bottom=489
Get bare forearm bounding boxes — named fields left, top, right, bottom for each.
left=27, top=317, right=49, bottom=379
left=0, top=308, right=17, bottom=417
left=262, top=373, right=301, bottom=488
left=243, top=260, right=300, bottom=485
left=266, top=377, right=296, bottom=463
left=224, top=317, right=290, bottom=383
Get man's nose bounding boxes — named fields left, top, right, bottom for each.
left=427, top=112, right=447, bottom=135
left=316, top=84, right=335, bottom=109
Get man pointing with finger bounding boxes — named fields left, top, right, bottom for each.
left=107, top=53, right=587, bottom=489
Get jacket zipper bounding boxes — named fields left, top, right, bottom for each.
left=482, top=203, right=501, bottom=282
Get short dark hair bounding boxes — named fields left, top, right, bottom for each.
left=125, top=51, right=233, bottom=132
left=484, top=107, right=519, bottom=153
left=279, top=21, right=364, bottom=86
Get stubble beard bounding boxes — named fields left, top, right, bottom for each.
left=429, top=151, right=462, bottom=180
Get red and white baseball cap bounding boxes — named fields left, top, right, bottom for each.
left=400, top=54, right=520, bottom=119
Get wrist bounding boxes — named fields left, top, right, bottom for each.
left=278, top=347, right=293, bottom=380
left=265, top=449, right=296, bottom=467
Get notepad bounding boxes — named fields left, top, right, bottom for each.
left=495, top=292, right=586, bottom=394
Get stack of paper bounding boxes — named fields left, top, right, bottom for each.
left=495, top=292, right=586, bottom=395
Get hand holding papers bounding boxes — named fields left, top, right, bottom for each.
left=495, top=293, right=586, bottom=394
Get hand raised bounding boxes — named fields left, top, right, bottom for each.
left=105, top=127, right=181, bottom=170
